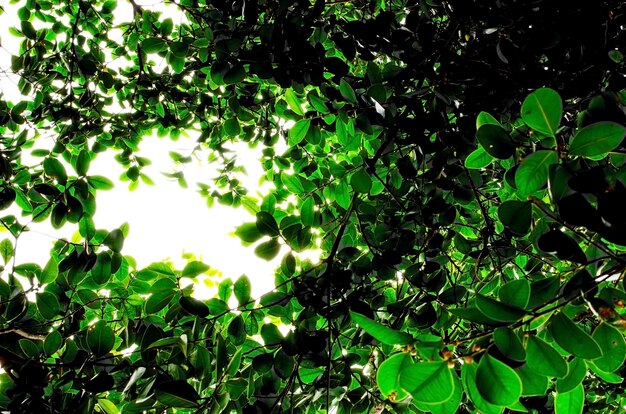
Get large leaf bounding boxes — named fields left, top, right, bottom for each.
left=498, top=200, right=532, bottom=236
left=476, top=354, right=522, bottom=406
left=592, top=323, right=626, bottom=372
left=556, top=358, right=587, bottom=394
left=87, top=320, right=115, bottom=357
left=476, top=124, right=515, bottom=159
left=399, top=360, right=455, bottom=404
left=462, top=363, right=503, bottom=414
left=376, top=353, right=411, bottom=401
left=350, top=311, right=413, bottom=345
left=515, top=150, right=558, bottom=196
left=476, top=294, right=526, bottom=322
left=493, top=328, right=526, bottom=362
left=525, top=335, right=568, bottom=378
left=555, top=383, right=584, bottom=414
left=569, top=121, right=626, bottom=157
left=521, top=88, right=562, bottom=136
left=548, top=312, right=602, bottom=359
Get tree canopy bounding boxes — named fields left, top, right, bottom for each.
left=1, top=0, right=626, bottom=412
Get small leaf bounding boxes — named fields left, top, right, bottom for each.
left=87, top=320, right=115, bottom=357
left=288, top=119, right=310, bottom=146
left=515, top=150, right=558, bottom=195
left=476, top=111, right=502, bottom=129
left=97, top=399, right=120, bottom=414
left=548, top=312, right=602, bottom=359
left=476, top=354, right=523, bottom=406
left=43, top=157, right=67, bottom=184
left=498, top=200, right=532, bottom=236
left=36, top=291, right=60, bottom=320
left=44, top=330, right=63, bottom=356
left=525, top=335, right=568, bottom=378
left=256, top=211, right=279, bottom=236
left=179, top=296, right=209, bottom=318
left=39, top=257, right=58, bottom=284
left=103, top=229, right=124, bottom=252
left=88, top=175, right=114, bottom=190
left=350, top=311, right=413, bottom=345
left=569, top=121, right=626, bottom=157
left=228, top=315, right=246, bottom=345
left=76, top=150, right=91, bottom=176
left=0, top=239, right=13, bottom=264
left=235, top=222, right=263, bottom=243
left=476, top=295, right=526, bottom=322
left=555, top=383, right=584, bottom=414
left=254, top=238, right=280, bottom=260
left=155, top=380, right=200, bottom=408
left=285, top=89, right=304, bottom=116
left=339, top=79, right=356, bottom=103
left=300, top=196, right=315, bottom=227
left=142, top=37, right=167, bottom=53
left=592, top=323, right=626, bottom=372
left=182, top=261, right=210, bottom=278
left=350, top=168, right=372, bottom=194
left=521, top=88, right=562, bottom=136
left=224, top=117, right=240, bottom=137
left=465, top=146, right=494, bottom=169
left=233, top=275, right=251, bottom=305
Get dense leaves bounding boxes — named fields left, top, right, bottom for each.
left=1, top=0, right=626, bottom=412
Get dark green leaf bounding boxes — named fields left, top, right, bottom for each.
left=556, top=358, right=587, bottom=393
left=498, top=200, right=532, bottom=235
left=569, top=121, right=626, bottom=157
left=592, top=323, right=626, bottom=372
left=233, top=275, right=251, bottom=305
left=254, top=238, right=281, bottom=261
left=36, top=291, right=60, bottom=319
left=256, top=211, right=279, bottom=236
left=476, top=295, right=526, bottom=322
left=476, top=354, right=522, bottom=406
left=493, top=328, right=526, bottom=362
left=87, top=320, right=115, bottom=357
left=155, top=380, right=200, bottom=408
left=525, top=335, right=568, bottom=378
left=548, top=312, right=602, bottom=359
left=476, top=124, right=515, bottom=159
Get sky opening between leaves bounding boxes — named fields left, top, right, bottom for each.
left=0, top=0, right=322, bottom=299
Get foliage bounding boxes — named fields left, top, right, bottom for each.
left=0, top=0, right=626, bottom=413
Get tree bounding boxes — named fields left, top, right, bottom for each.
left=1, top=0, right=626, bottom=412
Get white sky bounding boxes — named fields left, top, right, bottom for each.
left=0, top=1, right=320, bottom=299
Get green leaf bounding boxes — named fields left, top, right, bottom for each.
left=476, top=111, right=502, bottom=129
left=339, top=79, right=356, bottom=104
left=39, top=256, right=58, bottom=284
left=462, top=363, right=503, bottom=414
left=228, top=315, right=246, bottom=345
left=376, top=353, right=411, bottom=401
left=476, top=294, right=526, bottom=322
left=19, top=339, right=40, bottom=358
left=43, top=157, right=67, bottom=184
left=288, top=119, right=311, bottom=146
left=142, top=37, right=167, bottom=53
left=235, top=222, right=263, bottom=243
left=569, top=121, right=626, bottom=157
left=300, top=196, right=315, bottom=227
left=499, top=279, right=531, bottom=309
left=555, top=383, right=584, bottom=414
left=76, top=150, right=91, bottom=176
left=548, top=312, right=602, bottom=359
left=223, top=64, right=246, bottom=84
left=515, top=150, right=558, bottom=195
left=399, top=360, right=455, bottom=404
left=0, top=239, right=12, bottom=264
left=88, top=175, right=114, bottom=190
left=21, top=20, right=37, bottom=39
left=145, top=290, right=175, bottom=314
left=350, top=168, right=372, bottom=194
left=155, top=380, right=200, bottom=408
left=493, top=328, right=526, bottom=362
left=254, top=238, right=281, bottom=261
left=498, top=200, right=532, bottom=236
left=179, top=296, right=209, bottom=317
left=476, top=124, right=515, bottom=159
left=556, top=358, right=587, bottom=394
left=233, top=275, right=251, bottom=305
left=592, top=323, right=626, bottom=372
left=103, top=229, right=124, bottom=252
left=521, top=88, right=562, bottom=136
left=516, top=364, right=548, bottom=396
left=182, top=261, right=210, bottom=278
left=97, top=399, right=120, bottom=414
left=465, top=146, right=494, bottom=169
left=36, top=291, right=60, bottom=320
left=525, top=334, right=568, bottom=378
left=92, top=252, right=112, bottom=285
left=350, top=311, right=413, bottom=345
left=256, top=211, right=279, bottom=236
left=87, top=320, right=115, bottom=357
left=44, top=330, right=63, bottom=356
left=476, top=354, right=523, bottom=406
left=285, top=89, right=304, bottom=116
left=224, top=117, right=240, bottom=137
left=207, top=298, right=229, bottom=315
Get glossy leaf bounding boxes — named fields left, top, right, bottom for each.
left=548, top=312, right=602, bottom=359
left=569, top=121, right=626, bottom=157
left=350, top=311, right=413, bottom=345
left=87, top=321, right=115, bottom=357
left=493, top=328, right=526, bottom=361
left=525, top=335, right=569, bottom=378
left=556, top=358, right=587, bottom=394
left=592, top=323, right=626, bottom=372
left=555, top=383, right=584, bottom=414
left=399, top=360, right=455, bottom=404
left=515, top=150, right=558, bottom=195
left=521, top=88, right=562, bottom=136
left=476, top=354, right=523, bottom=406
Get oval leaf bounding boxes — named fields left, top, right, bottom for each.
left=555, top=383, right=584, bottom=414
left=515, top=150, right=558, bottom=196
left=525, top=334, right=568, bottom=378
left=350, top=311, right=413, bottom=345
left=476, top=124, right=515, bottom=159
left=569, top=121, right=626, bottom=157
left=498, top=200, right=532, bottom=236
left=476, top=354, right=523, bottom=406
left=521, top=88, right=562, bottom=136
left=399, top=360, right=454, bottom=404
left=592, top=322, right=626, bottom=372
left=548, top=312, right=602, bottom=359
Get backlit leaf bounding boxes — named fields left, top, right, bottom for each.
left=350, top=311, right=413, bottom=345
left=521, top=88, right=562, bottom=136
